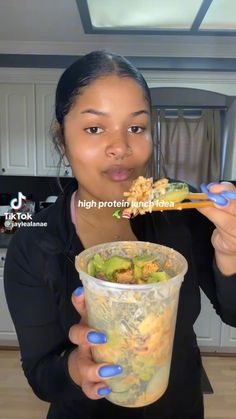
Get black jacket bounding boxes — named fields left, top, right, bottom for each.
left=4, top=179, right=236, bottom=419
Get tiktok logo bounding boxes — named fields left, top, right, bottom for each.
left=10, top=192, right=27, bottom=210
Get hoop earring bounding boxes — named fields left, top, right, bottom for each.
left=62, top=155, right=70, bottom=168
left=61, top=155, right=71, bottom=176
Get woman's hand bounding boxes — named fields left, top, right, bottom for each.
left=197, top=182, right=236, bottom=276
left=67, top=287, right=122, bottom=400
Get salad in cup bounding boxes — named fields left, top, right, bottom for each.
left=75, top=241, right=187, bottom=407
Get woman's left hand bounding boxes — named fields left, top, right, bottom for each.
left=197, top=182, right=236, bottom=276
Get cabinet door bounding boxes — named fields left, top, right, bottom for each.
left=194, top=290, right=221, bottom=351
left=219, top=323, right=236, bottom=351
left=0, top=84, right=36, bottom=176
left=0, top=267, right=18, bottom=346
left=35, top=84, right=72, bottom=177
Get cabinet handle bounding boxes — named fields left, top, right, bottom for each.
left=2, top=168, right=5, bottom=173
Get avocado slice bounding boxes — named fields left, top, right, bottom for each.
left=87, top=259, right=96, bottom=276
left=93, top=254, right=105, bottom=271
left=104, top=256, right=132, bottom=281
left=134, top=264, right=142, bottom=281
left=87, top=254, right=105, bottom=277
left=147, top=271, right=170, bottom=283
left=157, top=182, right=189, bottom=203
left=133, top=255, right=157, bottom=268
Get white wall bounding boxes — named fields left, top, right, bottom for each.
left=143, top=71, right=236, bottom=96
left=223, top=99, right=236, bottom=180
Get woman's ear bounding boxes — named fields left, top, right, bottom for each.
left=51, top=120, right=61, bottom=135
left=51, top=120, right=71, bottom=174
left=51, top=120, right=66, bottom=154
left=62, top=153, right=70, bottom=168
left=60, top=143, right=66, bottom=156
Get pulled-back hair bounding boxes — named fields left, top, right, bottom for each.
left=55, top=50, right=151, bottom=126
left=51, top=50, right=157, bottom=182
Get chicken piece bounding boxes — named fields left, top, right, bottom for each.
left=96, top=273, right=106, bottom=280
left=163, top=259, right=173, bottom=270
left=115, top=269, right=135, bottom=284
left=123, top=176, right=170, bottom=217
left=123, top=176, right=153, bottom=203
left=142, top=262, right=160, bottom=279
left=153, top=178, right=169, bottom=196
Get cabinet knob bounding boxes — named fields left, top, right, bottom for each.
left=64, top=169, right=69, bottom=176
left=2, top=168, right=5, bottom=173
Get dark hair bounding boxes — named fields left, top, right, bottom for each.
left=51, top=50, right=157, bottom=182
left=55, top=50, right=151, bottom=126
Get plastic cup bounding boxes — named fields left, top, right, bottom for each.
left=75, top=241, right=188, bottom=408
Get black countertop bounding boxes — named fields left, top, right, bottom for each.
left=0, top=234, right=13, bottom=248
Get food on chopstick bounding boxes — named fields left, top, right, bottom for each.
left=87, top=253, right=171, bottom=284
left=122, top=176, right=190, bottom=217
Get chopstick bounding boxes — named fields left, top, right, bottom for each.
left=148, top=191, right=214, bottom=211
left=122, top=177, right=235, bottom=217
left=151, top=200, right=215, bottom=211
left=186, top=193, right=208, bottom=200
left=124, top=191, right=215, bottom=217
left=151, top=192, right=213, bottom=211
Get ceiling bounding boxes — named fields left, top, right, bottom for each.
left=81, top=0, right=236, bottom=33
left=0, top=0, right=236, bottom=58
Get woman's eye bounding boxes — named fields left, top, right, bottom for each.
left=85, top=127, right=104, bottom=134
left=128, top=126, right=145, bottom=134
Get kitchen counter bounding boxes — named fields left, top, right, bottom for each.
left=0, top=234, right=13, bottom=248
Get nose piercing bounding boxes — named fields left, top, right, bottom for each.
left=113, top=153, right=123, bottom=160
left=110, top=146, right=132, bottom=160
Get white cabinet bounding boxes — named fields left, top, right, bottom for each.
left=0, top=266, right=18, bottom=346
left=220, top=323, right=236, bottom=352
left=0, top=84, right=36, bottom=176
left=35, top=84, right=72, bottom=177
left=194, top=290, right=236, bottom=352
left=194, top=290, right=221, bottom=350
left=0, top=82, right=72, bottom=177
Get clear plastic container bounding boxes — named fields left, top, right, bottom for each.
left=75, top=241, right=188, bottom=408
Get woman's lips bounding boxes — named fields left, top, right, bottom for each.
left=104, top=167, right=133, bottom=182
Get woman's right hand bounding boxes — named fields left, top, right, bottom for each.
left=68, top=287, right=123, bottom=400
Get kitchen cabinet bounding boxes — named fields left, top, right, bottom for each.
left=35, top=84, right=72, bottom=177
left=0, top=84, right=36, bottom=176
left=0, top=255, right=18, bottom=346
left=194, top=290, right=221, bottom=350
left=0, top=82, right=72, bottom=177
left=194, top=290, right=236, bottom=353
left=220, top=322, right=236, bottom=351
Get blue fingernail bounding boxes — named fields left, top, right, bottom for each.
left=222, top=190, right=236, bottom=200
left=87, top=331, right=107, bottom=344
left=214, top=198, right=229, bottom=206
left=210, top=194, right=228, bottom=206
left=207, top=182, right=219, bottom=188
left=97, top=386, right=112, bottom=396
left=73, top=286, right=84, bottom=296
left=98, top=365, right=123, bottom=378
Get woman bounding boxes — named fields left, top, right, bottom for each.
left=4, top=51, right=236, bottom=419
